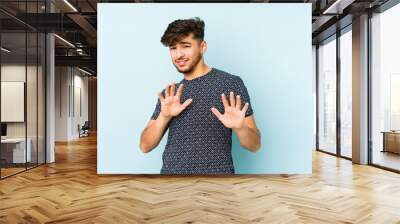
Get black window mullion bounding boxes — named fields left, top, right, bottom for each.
left=367, top=11, right=373, bottom=165
left=316, top=45, right=320, bottom=150
left=0, top=23, right=2, bottom=179
left=25, top=0, right=28, bottom=171
left=336, top=30, right=341, bottom=157
left=36, top=0, right=39, bottom=167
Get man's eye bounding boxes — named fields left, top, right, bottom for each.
left=184, top=45, right=190, bottom=48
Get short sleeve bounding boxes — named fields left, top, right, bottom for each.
left=150, top=89, right=164, bottom=120
left=234, top=77, right=254, bottom=117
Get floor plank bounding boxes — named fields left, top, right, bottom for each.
left=1, top=134, right=400, bottom=223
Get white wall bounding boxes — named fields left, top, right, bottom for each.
left=1, top=64, right=42, bottom=138
left=72, top=72, right=89, bottom=138
left=55, top=67, right=89, bottom=141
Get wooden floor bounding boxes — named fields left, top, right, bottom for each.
left=373, top=150, right=400, bottom=171
left=1, top=134, right=400, bottom=224
left=0, top=167, right=26, bottom=178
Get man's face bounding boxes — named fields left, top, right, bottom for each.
left=169, top=33, right=206, bottom=74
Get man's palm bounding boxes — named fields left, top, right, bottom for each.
left=159, top=81, right=192, bottom=118
left=211, top=91, right=249, bottom=129
left=216, top=106, right=245, bottom=129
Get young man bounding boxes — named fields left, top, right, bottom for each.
left=139, top=17, right=261, bottom=174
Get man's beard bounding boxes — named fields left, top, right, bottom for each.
left=174, top=53, right=202, bottom=74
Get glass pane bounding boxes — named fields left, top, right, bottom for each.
left=371, top=4, right=400, bottom=171
left=27, top=31, right=38, bottom=169
left=313, top=45, right=317, bottom=150
left=0, top=1, right=46, bottom=178
left=318, top=37, right=337, bottom=154
left=1, top=31, right=27, bottom=177
left=340, top=29, right=352, bottom=158
left=38, top=32, right=45, bottom=165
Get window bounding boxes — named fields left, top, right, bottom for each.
left=339, top=28, right=352, bottom=158
left=0, top=1, right=47, bottom=179
left=371, top=3, right=400, bottom=171
left=318, top=36, right=337, bottom=154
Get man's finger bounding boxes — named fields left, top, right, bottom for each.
left=158, top=92, right=165, bottom=101
left=165, top=84, right=170, bottom=97
left=236, top=95, right=241, bottom=110
left=181, top=98, right=193, bottom=109
left=211, top=107, right=223, bottom=120
left=176, top=83, right=184, bottom=99
left=241, top=102, right=249, bottom=113
left=171, top=81, right=176, bottom=96
left=221, top=93, right=229, bottom=109
left=229, top=91, right=235, bottom=107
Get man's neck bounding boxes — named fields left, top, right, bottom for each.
left=183, top=63, right=211, bottom=81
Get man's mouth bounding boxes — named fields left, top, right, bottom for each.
left=176, top=59, right=188, bottom=67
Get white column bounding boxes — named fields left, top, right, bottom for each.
left=352, top=14, right=369, bottom=164
left=46, top=1, right=55, bottom=163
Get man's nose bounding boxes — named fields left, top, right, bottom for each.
left=176, top=48, right=184, bottom=58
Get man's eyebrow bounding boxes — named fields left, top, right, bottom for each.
left=168, top=41, right=191, bottom=48
left=178, top=41, right=191, bottom=45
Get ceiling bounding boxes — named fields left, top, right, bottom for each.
left=0, top=0, right=394, bottom=75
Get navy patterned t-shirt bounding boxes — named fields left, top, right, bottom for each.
left=151, top=67, right=253, bottom=174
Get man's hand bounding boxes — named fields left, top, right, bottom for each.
left=159, top=81, right=192, bottom=120
left=210, top=91, right=249, bottom=129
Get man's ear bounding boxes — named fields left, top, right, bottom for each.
left=201, top=40, right=207, bottom=53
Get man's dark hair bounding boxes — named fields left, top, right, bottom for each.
left=160, top=17, right=205, bottom=47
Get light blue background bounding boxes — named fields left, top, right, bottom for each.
left=97, top=3, right=312, bottom=174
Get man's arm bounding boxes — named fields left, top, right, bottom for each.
left=233, top=115, right=261, bottom=152
left=139, top=82, right=192, bottom=153
left=211, top=92, right=261, bottom=153
left=139, top=115, right=171, bottom=153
